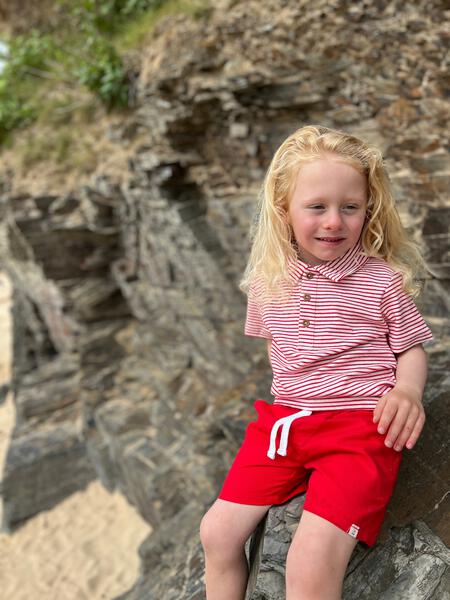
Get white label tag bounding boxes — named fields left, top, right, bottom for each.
left=348, top=523, right=360, bottom=538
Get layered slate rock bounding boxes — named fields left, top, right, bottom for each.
left=0, top=188, right=125, bottom=529
left=245, top=502, right=450, bottom=599
left=1, top=354, right=96, bottom=530
left=114, top=501, right=207, bottom=600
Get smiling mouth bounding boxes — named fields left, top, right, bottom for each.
left=316, top=237, right=345, bottom=242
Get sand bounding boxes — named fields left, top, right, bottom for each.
left=0, top=272, right=152, bottom=600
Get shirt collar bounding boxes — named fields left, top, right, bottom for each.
left=288, top=240, right=369, bottom=283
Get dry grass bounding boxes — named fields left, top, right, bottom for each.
left=0, top=0, right=213, bottom=196
left=0, top=92, right=147, bottom=196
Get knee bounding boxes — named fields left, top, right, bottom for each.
left=199, top=509, right=228, bottom=555
left=199, top=510, right=216, bottom=552
left=286, top=555, right=316, bottom=595
left=285, top=567, right=327, bottom=599
left=199, top=509, right=242, bottom=561
left=285, top=546, right=341, bottom=599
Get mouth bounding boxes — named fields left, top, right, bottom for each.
left=316, top=237, right=346, bottom=243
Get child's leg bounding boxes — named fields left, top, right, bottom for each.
left=200, top=498, right=271, bottom=600
left=285, top=509, right=357, bottom=600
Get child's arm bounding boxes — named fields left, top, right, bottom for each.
left=372, top=343, right=428, bottom=452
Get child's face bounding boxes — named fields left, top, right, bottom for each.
left=286, top=154, right=368, bottom=265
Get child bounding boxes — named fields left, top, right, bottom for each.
left=199, top=125, right=433, bottom=600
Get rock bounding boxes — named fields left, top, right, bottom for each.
left=245, top=501, right=450, bottom=599
left=0, top=383, right=9, bottom=405
left=423, top=207, right=450, bottom=279
left=1, top=419, right=96, bottom=531
left=341, top=520, right=450, bottom=600
left=113, top=501, right=207, bottom=600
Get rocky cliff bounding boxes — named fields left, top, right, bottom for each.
left=0, top=1, right=449, bottom=599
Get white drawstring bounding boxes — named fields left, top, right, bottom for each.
left=267, top=409, right=313, bottom=459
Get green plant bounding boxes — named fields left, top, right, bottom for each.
left=0, top=0, right=211, bottom=143
left=4, top=30, right=55, bottom=76
left=0, top=31, right=55, bottom=139
left=70, top=0, right=168, bottom=33
left=0, top=95, right=36, bottom=141
left=71, top=38, right=129, bottom=108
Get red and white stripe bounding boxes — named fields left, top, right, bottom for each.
left=245, top=242, right=434, bottom=411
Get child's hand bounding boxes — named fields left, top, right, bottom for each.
left=372, top=385, right=426, bottom=452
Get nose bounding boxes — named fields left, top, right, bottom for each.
left=323, top=209, right=343, bottom=230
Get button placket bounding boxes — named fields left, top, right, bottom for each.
left=298, top=271, right=316, bottom=348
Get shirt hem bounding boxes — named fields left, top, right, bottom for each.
left=273, top=397, right=379, bottom=411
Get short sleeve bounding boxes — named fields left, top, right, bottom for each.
left=380, top=271, right=434, bottom=354
left=244, top=281, right=272, bottom=339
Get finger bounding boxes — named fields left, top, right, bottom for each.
left=376, top=401, right=398, bottom=436
left=390, top=405, right=421, bottom=451
left=373, top=395, right=387, bottom=424
left=405, top=412, right=426, bottom=450
left=383, top=407, right=410, bottom=448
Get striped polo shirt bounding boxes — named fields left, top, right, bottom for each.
left=245, top=241, right=434, bottom=411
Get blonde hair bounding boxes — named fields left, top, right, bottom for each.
left=240, top=125, right=427, bottom=301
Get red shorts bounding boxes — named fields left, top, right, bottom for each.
left=218, top=400, right=403, bottom=547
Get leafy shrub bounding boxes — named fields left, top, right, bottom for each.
left=71, top=0, right=167, bottom=33
left=0, top=27, right=129, bottom=139
left=0, top=0, right=206, bottom=141
left=72, top=38, right=129, bottom=108
left=0, top=32, right=55, bottom=139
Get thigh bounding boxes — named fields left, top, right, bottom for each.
left=285, top=510, right=357, bottom=598
left=218, top=400, right=311, bottom=505
left=200, top=499, right=271, bottom=550
left=289, top=509, right=357, bottom=562
left=302, top=409, right=403, bottom=547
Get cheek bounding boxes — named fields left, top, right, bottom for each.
left=347, top=213, right=366, bottom=233
left=291, top=220, right=315, bottom=240
left=303, top=217, right=319, bottom=233
left=356, top=215, right=367, bottom=231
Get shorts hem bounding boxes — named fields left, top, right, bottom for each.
left=218, top=486, right=308, bottom=507
left=302, top=505, right=378, bottom=548
left=217, top=495, right=273, bottom=506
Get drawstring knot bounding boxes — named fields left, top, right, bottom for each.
left=267, top=409, right=313, bottom=459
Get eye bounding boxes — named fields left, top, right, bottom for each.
left=343, top=205, right=359, bottom=211
left=309, top=205, right=325, bottom=210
